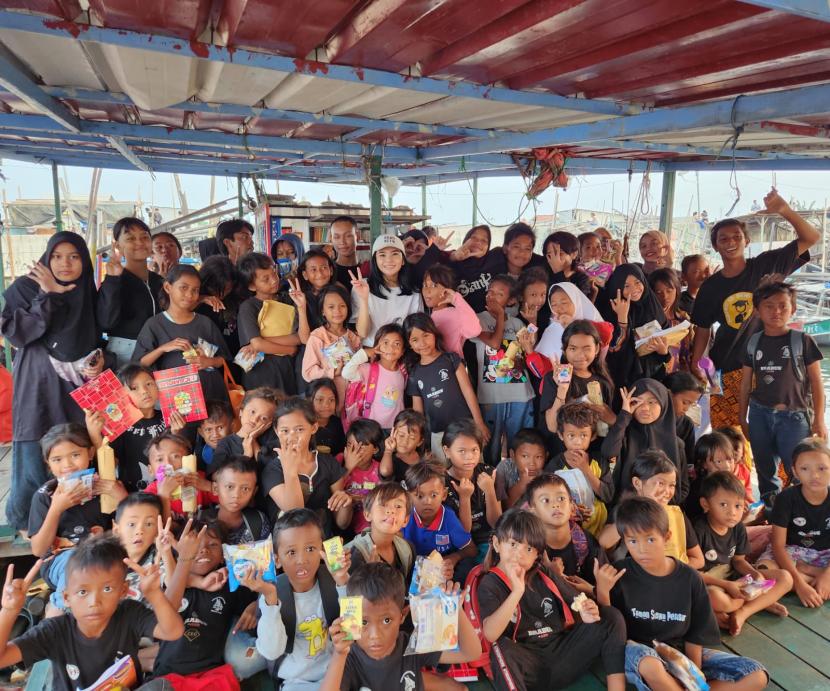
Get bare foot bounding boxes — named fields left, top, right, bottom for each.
left=765, top=601, right=789, bottom=617
left=729, top=610, right=747, bottom=636
left=716, top=611, right=730, bottom=630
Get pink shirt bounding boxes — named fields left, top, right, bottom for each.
left=345, top=462, right=381, bottom=533
left=302, top=326, right=362, bottom=406
left=431, top=292, right=481, bottom=357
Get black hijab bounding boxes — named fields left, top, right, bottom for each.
left=601, top=263, right=668, bottom=330
left=3, top=231, right=99, bottom=361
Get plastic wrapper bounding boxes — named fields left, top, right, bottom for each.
left=554, top=468, right=595, bottom=509
left=339, top=596, right=362, bottom=640
left=405, top=589, right=460, bottom=655
left=234, top=350, right=264, bottom=373
left=571, top=593, right=589, bottom=612
left=223, top=539, right=277, bottom=592
left=554, top=363, right=573, bottom=385
left=196, top=338, right=218, bottom=358
left=321, top=337, right=355, bottom=370
left=737, top=574, right=776, bottom=601
left=586, top=380, right=603, bottom=405
left=653, top=641, right=709, bottom=691
left=58, top=468, right=95, bottom=504
left=409, top=551, right=445, bottom=597
left=181, top=454, right=198, bottom=513
left=323, top=536, right=346, bottom=572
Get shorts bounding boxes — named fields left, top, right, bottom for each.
left=624, top=641, right=765, bottom=691
left=758, top=543, right=830, bottom=569
left=46, top=549, right=75, bottom=610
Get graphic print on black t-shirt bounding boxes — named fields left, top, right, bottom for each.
left=771, top=486, right=830, bottom=551
left=693, top=517, right=748, bottom=572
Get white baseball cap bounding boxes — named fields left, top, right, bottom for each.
left=372, top=234, right=405, bottom=255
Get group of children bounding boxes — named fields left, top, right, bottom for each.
left=1, top=190, right=829, bottom=691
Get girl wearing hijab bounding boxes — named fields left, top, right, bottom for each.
left=97, top=217, right=163, bottom=368
left=601, top=263, right=671, bottom=389
left=1, top=231, right=104, bottom=530
left=638, top=229, right=673, bottom=274
left=601, top=378, right=688, bottom=503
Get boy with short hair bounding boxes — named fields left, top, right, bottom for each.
left=197, top=399, right=234, bottom=468
left=526, top=473, right=606, bottom=590
left=112, top=491, right=163, bottom=602
left=694, top=471, right=792, bottom=635
left=347, top=482, right=415, bottom=583
left=200, top=454, right=271, bottom=543
left=596, top=496, right=767, bottom=691
left=402, top=461, right=476, bottom=581
left=249, top=508, right=351, bottom=690
left=544, top=403, right=613, bottom=536
left=237, top=252, right=299, bottom=394
left=321, top=562, right=481, bottom=691
left=0, top=535, right=184, bottom=690
left=678, top=254, right=709, bottom=315
left=738, top=279, right=825, bottom=507
left=494, top=427, right=547, bottom=508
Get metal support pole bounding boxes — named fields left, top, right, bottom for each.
left=421, top=181, right=427, bottom=228
left=237, top=174, right=244, bottom=218
left=368, top=155, right=382, bottom=242
left=472, top=174, right=479, bottom=226
left=51, top=161, right=62, bottom=232
left=658, top=171, right=676, bottom=242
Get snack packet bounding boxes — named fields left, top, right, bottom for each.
left=586, top=380, right=603, bottom=405
left=234, top=350, right=264, bottom=373
left=405, top=590, right=460, bottom=655
left=571, top=593, right=589, bottom=612
left=737, top=574, right=776, bottom=601
left=223, top=539, right=277, bottom=592
left=323, top=536, right=346, bottom=572
left=339, top=596, right=363, bottom=641
left=197, top=338, right=218, bottom=358
left=409, top=551, right=445, bottom=596
left=554, top=363, right=573, bottom=385
left=58, top=468, right=96, bottom=504
left=653, top=641, right=709, bottom=691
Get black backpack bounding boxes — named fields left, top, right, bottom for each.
left=745, top=329, right=805, bottom=383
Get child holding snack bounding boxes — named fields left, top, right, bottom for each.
left=526, top=474, right=607, bottom=589
left=477, top=509, right=626, bottom=691
left=380, top=409, right=426, bottom=483
left=0, top=535, right=186, bottom=690
left=347, top=482, right=415, bottom=583
left=342, top=418, right=385, bottom=535
left=29, top=423, right=126, bottom=615
left=693, top=472, right=792, bottom=635
left=301, top=284, right=362, bottom=406
left=421, top=263, right=481, bottom=356
left=247, top=508, right=351, bottom=690
left=133, top=264, right=231, bottom=403
left=596, top=496, right=767, bottom=691
left=237, top=252, right=299, bottom=394
left=260, top=397, right=352, bottom=537
left=144, top=431, right=216, bottom=522
left=196, top=399, right=233, bottom=468
left=494, top=428, right=548, bottom=509
left=213, top=387, right=279, bottom=467
left=307, top=378, right=346, bottom=457
left=402, top=461, right=477, bottom=581
left=578, top=231, right=614, bottom=290
left=323, top=561, right=482, bottom=691
left=341, top=323, right=408, bottom=432
left=544, top=403, right=613, bottom=537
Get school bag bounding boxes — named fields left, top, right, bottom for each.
left=268, top=566, right=340, bottom=680
left=457, top=564, right=575, bottom=688
left=745, top=328, right=805, bottom=382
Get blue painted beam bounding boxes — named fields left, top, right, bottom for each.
left=421, top=82, right=830, bottom=160
left=576, top=138, right=797, bottom=160
left=665, top=158, right=830, bottom=171
left=342, top=127, right=380, bottom=142
left=737, top=0, right=830, bottom=22
left=0, top=11, right=635, bottom=118
left=40, top=87, right=495, bottom=141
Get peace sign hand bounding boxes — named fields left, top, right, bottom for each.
left=286, top=278, right=307, bottom=310
left=1, top=560, right=42, bottom=614
left=348, top=267, right=369, bottom=302
left=123, top=555, right=164, bottom=599
left=174, top=518, right=207, bottom=564
left=155, top=515, right=174, bottom=556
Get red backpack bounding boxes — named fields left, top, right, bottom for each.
left=460, top=564, right=575, bottom=687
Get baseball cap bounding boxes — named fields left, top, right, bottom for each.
left=372, top=234, right=405, bottom=255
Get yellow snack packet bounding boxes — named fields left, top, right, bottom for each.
left=339, top=596, right=363, bottom=641
left=323, top=537, right=346, bottom=572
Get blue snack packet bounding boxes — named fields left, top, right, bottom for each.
left=223, top=539, right=277, bottom=592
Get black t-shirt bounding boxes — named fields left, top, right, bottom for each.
left=111, top=413, right=167, bottom=491
left=28, top=479, right=113, bottom=546
left=154, top=584, right=256, bottom=676
left=693, top=517, right=749, bottom=572
left=678, top=290, right=695, bottom=316
left=740, top=330, right=822, bottom=410
left=539, top=372, right=613, bottom=414
left=236, top=296, right=297, bottom=394
left=691, top=240, right=808, bottom=372
left=315, top=416, right=346, bottom=457
left=339, top=632, right=441, bottom=691
left=259, top=451, right=346, bottom=534
left=610, top=557, right=719, bottom=649
left=14, top=599, right=157, bottom=691
left=445, top=464, right=496, bottom=544
left=198, top=505, right=271, bottom=544
left=545, top=530, right=607, bottom=584
left=478, top=569, right=578, bottom=647
left=450, top=250, right=547, bottom=313
left=771, top=485, right=830, bottom=551
left=405, top=352, right=469, bottom=433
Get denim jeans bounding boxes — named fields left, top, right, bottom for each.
left=224, top=621, right=268, bottom=679
left=46, top=549, right=74, bottom=609
left=481, top=400, right=534, bottom=466
left=747, top=401, right=811, bottom=505
left=6, top=441, right=49, bottom=531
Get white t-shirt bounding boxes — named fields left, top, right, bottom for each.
left=351, top=286, right=423, bottom=345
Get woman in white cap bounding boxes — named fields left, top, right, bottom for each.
left=350, top=234, right=423, bottom=346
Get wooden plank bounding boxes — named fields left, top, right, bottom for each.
left=746, top=610, right=830, bottom=677
left=722, top=622, right=830, bottom=690
left=780, top=594, right=830, bottom=641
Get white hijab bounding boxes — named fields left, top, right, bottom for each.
left=536, top=282, right=602, bottom=359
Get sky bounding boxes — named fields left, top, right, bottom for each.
left=3, top=158, right=830, bottom=229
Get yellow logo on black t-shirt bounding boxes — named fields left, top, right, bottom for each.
left=722, top=291, right=753, bottom=329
